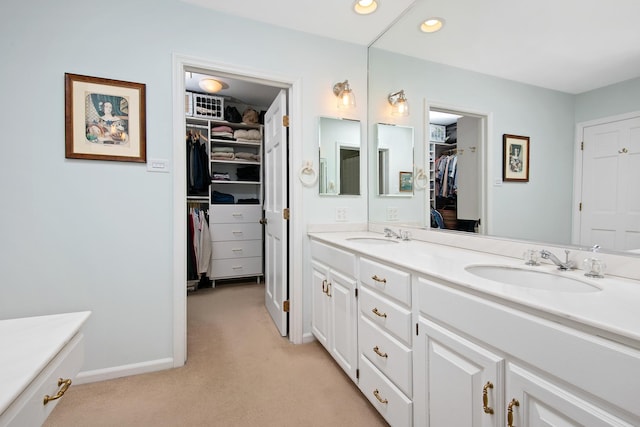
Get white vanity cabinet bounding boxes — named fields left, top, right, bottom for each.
left=357, top=257, right=413, bottom=427
left=310, top=240, right=358, bottom=382
left=415, top=275, right=640, bottom=427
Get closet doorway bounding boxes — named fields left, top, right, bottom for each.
left=173, top=55, right=301, bottom=366
left=428, top=105, right=488, bottom=234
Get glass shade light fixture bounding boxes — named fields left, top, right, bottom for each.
left=333, top=80, right=356, bottom=109
left=388, top=90, right=409, bottom=116
left=354, top=0, right=378, bottom=15
left=199, top=78, right=223, bottom=93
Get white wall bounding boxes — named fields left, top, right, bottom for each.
left=575, top=77, right=640, bottom=123
left=369, top=48, right=576, bottom=244
left=0, top=0, right=367, bottom=377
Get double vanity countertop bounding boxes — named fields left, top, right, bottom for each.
left=308, top=231, right=640, bottom=347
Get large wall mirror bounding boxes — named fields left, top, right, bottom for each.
left=367, top=0, right=640, bottom=255
left=376, top=123, right=414, bottom=196
left=319, top=117, right=361, bottom=196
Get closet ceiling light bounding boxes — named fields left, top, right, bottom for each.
left=354, top=0, right=378, bottom=15
left=420, top=17, right=445, bottom=33
left=199, top=78, right=223, bottom=93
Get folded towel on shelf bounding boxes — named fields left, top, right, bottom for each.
left=211, top=132, right=234, bottom=140
left=211, top=146, right=234, bottom=153
left=237, top=198, right=260, bottom=204
left=211, top=152, right=235, bottom=160
left=234, top=152, right=260, bottom=161
left=233, top=129, right=261, bottom=141
left=236, top=165, right=260, bottom=181
left=212, top=125, right=234, bottom=133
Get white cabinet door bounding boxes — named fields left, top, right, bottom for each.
left=310, top=260, right=329, bottom=350
left=506, top=363, right=634, bottom=427
left=328, top=269, right=358, bottom=381
left=414, top=317, right=504, bottom=427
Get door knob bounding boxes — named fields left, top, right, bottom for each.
left=259, top=218, right=267, bottom=224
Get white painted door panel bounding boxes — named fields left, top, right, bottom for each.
left=264, top=89, right=288, bottom=336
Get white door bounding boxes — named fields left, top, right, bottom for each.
left=456, top=116, right=481, bottom=223
left=263, top=89, right=288, bottom=336
left=580, top=116, right=640, bottom=250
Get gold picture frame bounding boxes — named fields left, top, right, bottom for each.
left=65, top=73, right=146, bottom=162
left=399, top=171, right=413, bottom=192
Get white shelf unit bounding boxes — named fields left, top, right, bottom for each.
left=186, top=113, right=264, bottom=287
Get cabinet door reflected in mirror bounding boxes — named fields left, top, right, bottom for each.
left=376, top=123, right=414, bottom=196
left=318, top=117, right=361, bottom=196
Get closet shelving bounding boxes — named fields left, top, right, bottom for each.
left=186, top=107, right=264, bottom=289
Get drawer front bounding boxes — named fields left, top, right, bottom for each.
left=210, top=205, right=262, bottom=224
left=3, top=333, right=84, bottom=427
left=211, top=240, right=262, bottom=260
left=359, top=315, right=413, bottom=397
left=358, top=355, right=412, bottom=427
left=309, top=240, right=356, bottom=278
left=360, top=287, right=412, bottom=346
left=210, top=257, right=262, bottom=278
left=210, top=223, right=262, bottom=242
left=359, top=257, right=411, bottom=306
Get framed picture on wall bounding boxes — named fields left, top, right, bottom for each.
left=502, top=134, right=530, bottom=182
left=65, top=73, right=146, bottom=162
left=399, top=171, right=413, bottom=192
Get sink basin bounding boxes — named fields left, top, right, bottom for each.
left=465, top=265, right=602, bottom=293
left=346, top=237, right=399, bottom=244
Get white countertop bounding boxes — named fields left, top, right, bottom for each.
left=0, top=311, right=91, bottom=416
left=309, top=231, right=640, bottom=346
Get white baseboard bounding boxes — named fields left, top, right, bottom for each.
left=302, top=332, right=316, bottom=344
left=74, top=357, right=174, bottom=385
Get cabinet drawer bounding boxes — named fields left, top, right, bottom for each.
left=3, top=333, right=84, bottom=427
left=211, top=240, right=262, bottom=259
left=360, top=286, right=412, bottom=346
left=210, top=205, right=262, bottom=224
left=309, top=240, right=356, bottom=278
left=210, top=257, right=262, bottom=278
left=359, top=315, right=412, bottom=397
left=358, top=355, right=412, bottom=427
left=210, top=223, right=262, bottom=241
left=359, top=257, right=411, bottom=306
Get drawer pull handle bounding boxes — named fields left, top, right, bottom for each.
left=373, top=346, right=388, bottom=358
left=326, top=282, right=332, bottom=297
left=373, top=389, right=388, bottom=404
left=43, top=378, right=72, bottom=405
left=371, top=275, right=387, bottom=284
left=232, top=248, right=243, bottom=252
left=232, top=266, right=243, bottom=270
left=372, top=307, right=387, bottom=318
left=232, top=213, right=243, bottom=217
left=322, top=279, right=328, bottom=294
left=507, top=398, right=520, bottom=427
left=482, top=381, right=494, bottom=414
left=232, top=231, right=243, bottom=234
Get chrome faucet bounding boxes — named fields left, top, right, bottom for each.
left=540, top=249, right=576, bottom=271
left=384, top=227, right=402, bottom=239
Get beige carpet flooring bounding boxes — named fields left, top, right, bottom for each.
left=45, top=282, right=388, bottom=426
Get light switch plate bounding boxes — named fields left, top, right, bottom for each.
left=147, top=158, right=170, bottom=173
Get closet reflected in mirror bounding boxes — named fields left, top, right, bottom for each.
left=376, top=123, right=414, bottom=196
left=318, top=117, right=361, bottom=196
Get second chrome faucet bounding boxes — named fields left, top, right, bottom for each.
left=540, top=249, right=576, bottom=270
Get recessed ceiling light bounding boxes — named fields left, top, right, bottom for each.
left=354, top=0, right=378, bottom=15
left=199, top=78, right=223, bottom=93
left=420, top=17, right=445, bottom=33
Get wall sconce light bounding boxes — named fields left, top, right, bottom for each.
left=333, top=80, right=356, bottom=109
left=199, top=78, right=223, bottom=93
left=388, top=90, right=409, bottom=116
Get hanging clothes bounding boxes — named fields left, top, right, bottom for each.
left=186, top=130, right=211, bottom=196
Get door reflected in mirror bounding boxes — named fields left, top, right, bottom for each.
left=318, top=117, right=361, bottom=196
left=376, top=123, right=414, bottom=196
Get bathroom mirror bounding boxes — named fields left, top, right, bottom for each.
left=367, top=0, right=640, bottom=254
left=376, top=123, right=414, bottom=196
left=318, top=117, right=361, bottom=196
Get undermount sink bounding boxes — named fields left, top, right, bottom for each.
left=346, top=237, right=399, bottom=244
left=465, top=265, right=602, bottom=293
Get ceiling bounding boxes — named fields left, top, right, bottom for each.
left=182, top=0, right=640, bottom=95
